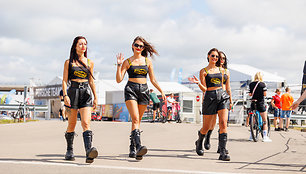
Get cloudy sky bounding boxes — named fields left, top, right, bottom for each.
left=0, top=0, right=305, bottom=85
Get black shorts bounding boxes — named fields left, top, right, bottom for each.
left=202, top=88, right=229, bottom=115
left=124, top=81, right=150, bottom=105
left=153, top=102, right=160, bottom=110
left=251, top=101, right=266, bottom=113
left=167, top=106, right=172, bottom=111
left=66, top=81, right=93, bottom=109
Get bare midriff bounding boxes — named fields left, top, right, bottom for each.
left=128, top=78, right=147, bottom=84
left=207, top=86, right=222, bottom=91
left=71, top=79, right=89, bottom=83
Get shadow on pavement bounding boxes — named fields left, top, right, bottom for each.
left=0, top=156, right=89, bottom=166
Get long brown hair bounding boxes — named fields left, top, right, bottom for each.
left=216, top=51, right=228, bottom=69
left=68, top=36, right=95, bottom=80
left=132, top=36, right=159, bottom=58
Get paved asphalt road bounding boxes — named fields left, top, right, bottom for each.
left=0, top=120, right=305, bottom=174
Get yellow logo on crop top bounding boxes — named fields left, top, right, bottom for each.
left=211, top=78, right=221, bottom=84
left=134, top=69, right=147, bottom=75
left=74, top=71, right=87, bottom=78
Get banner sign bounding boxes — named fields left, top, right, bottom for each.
left=33, top=84, right=62, bottom=99
left=113, top=103, right=129, bottom=122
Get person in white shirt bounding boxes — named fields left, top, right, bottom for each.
left=167, top=93, right=176, bottom=122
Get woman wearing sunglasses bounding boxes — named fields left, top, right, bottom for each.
left=189, top=48, right=230, bottom=161
left=202, top=51, right=232, bottom=154
left=116, top=36, right=165, bottom=160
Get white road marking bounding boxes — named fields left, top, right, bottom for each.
left=0, top=160, right=236, bottom=174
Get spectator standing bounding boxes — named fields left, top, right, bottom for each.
left=149, top=89, right=161, bottom=123
left=167, top=93, right=176, bottom=122
left=271, top=89, right=281, bottom=131
left=279, top=87, right=294, bottom=131
left=59, top=89, right=66, bottom=121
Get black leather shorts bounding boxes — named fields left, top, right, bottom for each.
left=124, top=81, right=150, bottom=105
left=66, top=81, right=93, bottom=109
left=202, top=88, right=229, bottom=115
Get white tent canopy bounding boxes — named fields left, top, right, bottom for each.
left=183, top=64, right=286, bottom=83
left=228, top=64, right=285, bottom=82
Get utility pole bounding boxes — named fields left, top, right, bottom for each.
left=23, top=86, right=27, bottom=122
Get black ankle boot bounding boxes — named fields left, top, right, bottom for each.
left=204, top=130, right=212, bottom=150
left=65, top=132, right=75, bottom=161
left=217, top=146, right=229, bottom=154
left=83, top=130, right=98, bottom=163
left=129, top=133, right=136, bottom=158
left=131, top=129, right=147, bottom=160
left=195, top=130, right=205, bottom=156
left=217, top=130, right=228, bottom=154
left=218, top=133, right=230, bottom=161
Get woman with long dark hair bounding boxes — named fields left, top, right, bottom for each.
left=203, top=51, right=232, bottom=154
left=62, top=36, right=98, bottom=163
left=189, top=48, right=231, bottom=161
left=116, top=36, right=165, bottom=160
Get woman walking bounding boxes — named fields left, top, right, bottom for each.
left=62, top=36, right=98, bottom=163
left=116, top=36, right=165, bottom=160
left=189, top=48, right=230, bottom=161
left=203, top=51, right=232, bottom=153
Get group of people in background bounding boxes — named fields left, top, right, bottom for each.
left=149, top=90, right=180, bottom=123
left=271, top=87, right=294, bottom=131
left=60, top=35, right=304, bottom=164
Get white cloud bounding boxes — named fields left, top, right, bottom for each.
left=0, top=0, right=305, bottom=85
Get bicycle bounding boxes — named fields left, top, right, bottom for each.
left=248, top=99, right=271, bottom=142
left=14, top=100, right=30, bottom=122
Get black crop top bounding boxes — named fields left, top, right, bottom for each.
left=204, top=68, right=223, bottom=88
left=127, top=58, right=148, bottom=78
left=69, top=59, right=90, bottom=80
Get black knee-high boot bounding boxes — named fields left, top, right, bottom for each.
left=217, top=130, right=229, bottom=154
left=195, top=130, right=205, bottom=156
left=129, top=133, right=136, bottom=158
left=204, top=130, right=212, bottom=150
left=131, top=129, right=147, bottom=160
left=65, top=132, right=75, bottom=161
left=218, top=133, right=230, bottom=161
left=83, top=130, right=98, bottom=163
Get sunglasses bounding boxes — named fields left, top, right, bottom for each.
left=220, top=57, right=226, bottom=60
left=211, top=55, right=219, bottom=58
left=134, top=43, right=144, bottom=49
